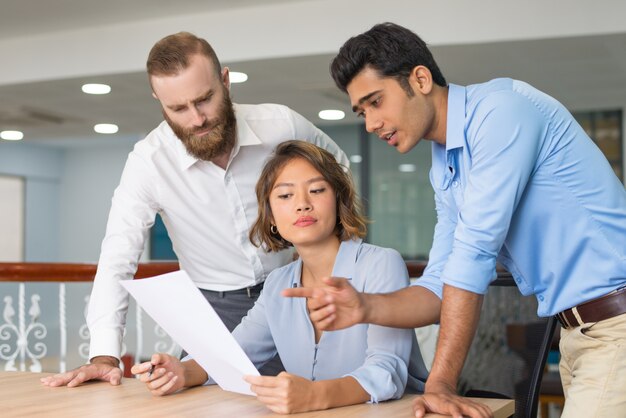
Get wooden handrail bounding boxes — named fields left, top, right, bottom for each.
left=0, top=262, right=180, bottom=282
left=0, top=261, right=513, bottom=283
left=0, top=261, right=426, bottom=282
left=405, top=261, right=427, bottom=278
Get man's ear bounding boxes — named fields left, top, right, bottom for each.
left=151, top=92, right=158, bottom=100
left=221, top=66, right=231, bottom=91
left=410, top=65, right=434, bottom=95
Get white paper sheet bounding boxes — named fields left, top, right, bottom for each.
left=121, top=270, right=259, bottom=395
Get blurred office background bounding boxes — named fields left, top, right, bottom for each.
left=1, top=0, right=624, bottom=264
left=0, top=2, right=624, bottom=414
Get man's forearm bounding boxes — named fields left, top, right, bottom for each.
left=363, top=286, right=441, bottom=328
left=426, top=284, right=483, bottom=391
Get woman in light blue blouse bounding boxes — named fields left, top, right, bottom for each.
left=132, top=140, right=428, bottom=413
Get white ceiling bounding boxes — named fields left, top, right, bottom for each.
left=1, top=1, right=625, bottom=145
left=0, top=0, right=300, bottom=38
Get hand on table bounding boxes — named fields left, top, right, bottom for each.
left=245, top=372, right=315, bottom=414
left=131, top=353, right=185, bottom=396
left=413, top=381, right=493, bottom=418
left=281, top=276, right=365, bottom=331
left=39, top=355, right=122, bottom=387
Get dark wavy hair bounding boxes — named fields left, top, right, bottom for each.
left=250, top=140, right=368, bottom=252
left=331, top=22, right=447, bottom=95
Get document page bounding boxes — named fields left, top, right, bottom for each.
left=121, top=270, right=259, bottom=395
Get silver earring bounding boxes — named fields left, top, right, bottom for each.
left=270, top=225, right=278, bottom=234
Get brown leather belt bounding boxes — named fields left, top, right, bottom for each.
left=556, top=286, right=626, bottom=329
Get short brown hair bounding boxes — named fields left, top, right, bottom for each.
left=250, top=140, right=367, bottom=252
left=146, top=32, right=221, bottom=78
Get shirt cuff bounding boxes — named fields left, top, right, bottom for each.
left=88, top=328, right=124, bottom=361
left=346, top=367, right=405, bottom=404
left=441, top=247, right=495, bottom=294
left=410, top=276, right=444, bottom=299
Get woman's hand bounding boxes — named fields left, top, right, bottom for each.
left=245, top=372, right=317, bottom=414
left=131, top=353, right=186, bottom=396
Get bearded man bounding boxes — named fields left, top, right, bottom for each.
left=40, top=32, right=347, bottom=388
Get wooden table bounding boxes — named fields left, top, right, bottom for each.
left=0, top=372, right=514, bottom=417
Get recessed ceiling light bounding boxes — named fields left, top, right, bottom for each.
left=398, top=163, right=416, bottom=173
left=350, top=155, right=363, bottom=163
left=1, top=130, right=24, bottom=141
left=94, top=123, right=119, bottom=134
left=82, top=83, right=111, bottom=95
left=229, top=72, right=248, bottom=83
left=318, top=109, right=345, bottom=121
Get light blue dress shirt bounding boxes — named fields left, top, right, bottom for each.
left=230, top=238, right=429, bottom=402
left=415, top=78, right=626, bottom=317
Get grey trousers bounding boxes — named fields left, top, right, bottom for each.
left=182, top=284, right=285, bottom=376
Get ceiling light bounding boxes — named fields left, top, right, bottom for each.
left=398, top=163, right=416, bottom=173
left=229, top=72, right=248, bottom=83
left=1, top=130, right=24, bottom=141
left=94, top=123, right=119, bottom=134
left=350, top=155, right=363, bottom=164
left=318, top=109, right=345, bottom=121
left=82, top=83, right=111, bottom=95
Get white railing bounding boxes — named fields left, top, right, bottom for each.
left=0, top=261, right=433, bottom=374
left=0, top=262, right=181, bottom=374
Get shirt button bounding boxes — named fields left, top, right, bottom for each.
left=538, top=295, right=544, bottom=302
left=452, top=180, right=459, bottom=187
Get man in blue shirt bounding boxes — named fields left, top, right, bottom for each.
left=285, top=23, right=626, bottom=418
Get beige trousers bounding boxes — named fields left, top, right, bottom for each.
left=559, top=312, right=626, bottom=418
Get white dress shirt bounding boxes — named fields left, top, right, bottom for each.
left=87, top=103, right=348, bottom=360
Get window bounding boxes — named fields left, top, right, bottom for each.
left=0, top=175, right=25, bottom=261
left=150, top=214, right=176, bottom=260
left=573, top=109, right=623, bottom=182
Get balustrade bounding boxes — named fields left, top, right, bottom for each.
left=0, top=261, right=427, bottom=373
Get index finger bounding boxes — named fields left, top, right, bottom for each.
left=281, top=287, right=320, bottom=299
left=130, top=361, right=153, bottom=375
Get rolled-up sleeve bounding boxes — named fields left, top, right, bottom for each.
left=442, top=93, right=544, bottom=294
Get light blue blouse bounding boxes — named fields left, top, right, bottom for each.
left=229, top=238, right=428, bottom=402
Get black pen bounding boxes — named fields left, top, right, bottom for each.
left=148, top=364, right=155, bottom=378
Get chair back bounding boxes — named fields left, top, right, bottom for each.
left=460, top=276, right=558, bottom=418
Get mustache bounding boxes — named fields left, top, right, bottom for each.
left=190, top=119, right=217, bottom=135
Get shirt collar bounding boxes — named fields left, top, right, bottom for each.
left=292, top=238, right=363, bottom=287
left=431, top=84, right=466, bottom=190
left=445, top=83, right=466, bottom=151
left=174, top=103, right=263, bottom=171
left=331, top=238, right=363, bottom=279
